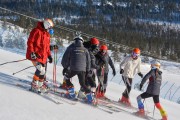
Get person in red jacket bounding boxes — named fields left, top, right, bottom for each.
left=26, top=19, right=54, bottom=93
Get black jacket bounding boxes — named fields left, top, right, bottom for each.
left=61, top=40, right=91, bottom=72
left=95, top=52, right=115, bottom=76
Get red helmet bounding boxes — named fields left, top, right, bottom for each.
left=100, top=45, right=108, bottom=51
left=90, top=37, right=99, bottom=45
left=133, top=48, right=140, bottom=54
left=132, top=48, right=140, bottom=59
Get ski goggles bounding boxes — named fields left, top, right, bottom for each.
left=91, top=44, right=99, bottom=50
left=132, top=52, right=140, bottom=58
left=101, top=50, right=107, bottom=54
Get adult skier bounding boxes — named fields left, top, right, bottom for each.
left=26, top=19, right=54, bottom=93
left=136, top=60, right=167, bottom=120
left=61, top=36, right=94, bottom=104
left=95, top=45, right=116, bottom=98
left=119, top=48, right=143, bottom=106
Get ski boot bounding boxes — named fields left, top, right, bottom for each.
left=161, top=116, right=167, bottom=120
left=118, top=96, right=131, bottom=106
left=135, top=108, right=145, bottom=116
left=31, top=80, right=39, bottom=92
left=86, top=93, right=97, bottom=105
left=38, top=81, right=49, bottom=93
left=66, top=87, right=76, bottom=99
left=59, top=80, right=68, bottom=90
left=77, top=88, right=86, bottom=100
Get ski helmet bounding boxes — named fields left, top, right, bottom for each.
left=133, top=48, right=140, bottom=54
left=43, top=19, right=54, bottom=30
left=151, top=60, right=161, bottom=69
left=74, top=36, right=84, bottom=42
left=90, top=37, right=99, bottom=45
left=100, top=45, right=108, bottom=51
left=132, top=48, right=140, bottom=59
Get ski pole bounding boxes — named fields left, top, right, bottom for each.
left=153, top=104, right=155, bottom=118
left=110, top=76, right=114, bottom=81
left=0, top=58, right=27, bottom=66
left=12, top=65, right=34, bottom=75
left=143, top=99, right=149, bottom=115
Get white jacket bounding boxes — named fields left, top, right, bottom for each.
left=120, top=56, right=141, bottom=78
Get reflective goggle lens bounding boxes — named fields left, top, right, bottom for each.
left=132, top=52, right=140, bottom=58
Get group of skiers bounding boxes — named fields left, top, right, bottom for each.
left=25, top=19, right=167, bottom=120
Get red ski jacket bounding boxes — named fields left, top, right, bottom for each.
left=26, top=22, right=51, bottom=64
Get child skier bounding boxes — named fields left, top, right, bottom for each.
left=119, top=48, right=143, bottom=106
left=136, top=60, right=167, bottom=120
left=95, top=45, right=116, bottom=98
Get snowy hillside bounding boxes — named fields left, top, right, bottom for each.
left=0, top=48, right=180, bottom=120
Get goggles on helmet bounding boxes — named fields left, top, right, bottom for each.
left=132, top=52, right=140, bottom=58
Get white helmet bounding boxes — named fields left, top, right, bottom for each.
left=74, top=36, right=84, bottom=42
left=151, top=60, right=161, bottom=69
left=43, top=19, right=54, bottom=29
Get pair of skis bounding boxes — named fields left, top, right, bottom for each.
left=97, top=97, right=158, bottom=120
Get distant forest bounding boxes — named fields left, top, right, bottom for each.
left=0, top=0, right=180, bottom=61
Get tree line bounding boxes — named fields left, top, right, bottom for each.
left=0, top=0, right=180, bottom=61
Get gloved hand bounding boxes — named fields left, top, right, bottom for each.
left=50, top=45, right=54, bottom=51
left=120, top=69, right=124, bottom=74
left=62, top=68, right=68, bottom=75
left=113, top=69, right=116, bottom=76
left=139, top=84, right=143, bottom=91
left=54, top=45, right=58, bottom=50
left=138, top=72, right=143, bottom=78
left=87, top=70, right=93, bottom=77
left=31, top=52, right=37, bottom=59
left=50, top=45, right=59, bottom=51
left=48, top=56, right=53, bottom=63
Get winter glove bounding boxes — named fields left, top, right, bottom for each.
left=31, top=52, right=37, bottom=60
left=50, top=45, right=59, bottom=51
left=54, top=45, right=58, bottom=50
left=138, top=72, right=143, bottom=78
left=139, top=84, right=143, bottom=91
left=50, top=45, right=54, bottom=51
left=62, top=68, right=68, bottom=75
left=120, top=69, right=124, bottom=74
left=87, top=70, right=93, bottom=77
left=48, top=56, right=53, bottom=63
left=113, top=69, right=116, bottom=76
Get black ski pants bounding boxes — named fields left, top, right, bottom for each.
left=140, top=92, right=159, bottom=103
left=86, top=72, right=96, bottom=88
left=65, top=70, right=91, bottom=93
left=122, top=76, right=132, bottom=98
left=97, top=73, right=108, bottom=93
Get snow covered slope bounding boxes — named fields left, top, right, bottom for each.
left=0, top=48, right=180, bottom=120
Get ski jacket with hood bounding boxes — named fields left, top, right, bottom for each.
left=61, top=40, right=91, bottom=72
left=141, top=68, right=162, bottom=95
left=120, top=56, right=141, bottom=78
left=83, top=41, right=100, bottom=70
left=26, top=22, right=51, bottom=64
